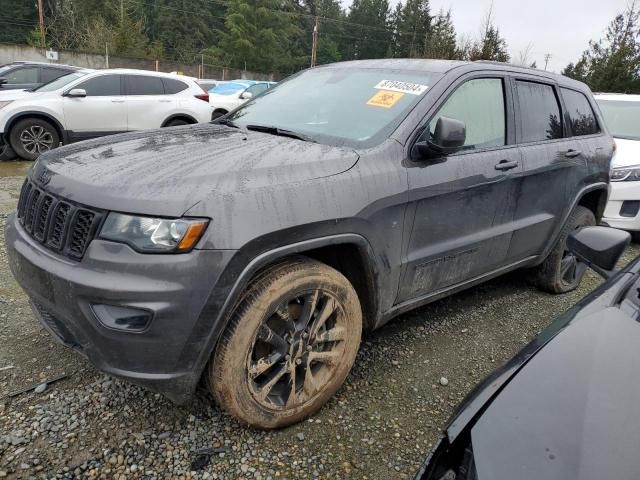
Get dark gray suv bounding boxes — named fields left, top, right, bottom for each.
left=5, top=59, right=613, bottom=428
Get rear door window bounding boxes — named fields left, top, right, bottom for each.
left=561, top=88, right=599, bottom=136
left=427, top=78, right=506, bottom=150
left=162, top=78, right=188, bottom=94
left=5, top=66, right=39, bottom=84
left=76, top=75, right=122, bottom=96
left=126, top=75, right=165, bottom=95
left=515, top=80, right=563, bottom=143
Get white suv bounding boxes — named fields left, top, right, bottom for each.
left=596, top=94, right=640, bottom=238
left=0, top=69, right=213, bottom=160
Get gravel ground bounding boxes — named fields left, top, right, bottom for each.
left=1, top=160, right=638, bottom=479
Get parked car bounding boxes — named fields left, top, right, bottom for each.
left=197, top=79, right=225, bottom=93
left=0, top=69, right=212, bottom=161
left=5, top=59, right=613, bottom=429
left=596, top=94, right=640, bottom=238
left=0, top=61, right=82, bottom=91
left=209, top=79, right=275, bottom=119
left=415, top=225, right=636, bottom=480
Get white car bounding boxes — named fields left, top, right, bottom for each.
left=597, top=94, right=640, bottom=238
left=209, top=80, right=275, bottom=120
left=0, top=69, right=213, bottom=160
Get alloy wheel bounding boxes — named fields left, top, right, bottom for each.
left=20, top=126, right=54, bottom=155
left=247, top=289, right=347, bottom=410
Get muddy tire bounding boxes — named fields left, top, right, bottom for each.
left=209, top=257, right=362, bottom=429
left=530, top=205, right=596, bottom=293
left=9, top=117, right=60, bottom=161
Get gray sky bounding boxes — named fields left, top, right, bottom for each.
left=427, top=0, right=630, bottom=72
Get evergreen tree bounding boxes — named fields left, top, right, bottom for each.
left=424, top=9, right=458, bottom=59
left=342, top=0, right=391, bottom=60
left=0, top=0, right=37, bottom=44
left=467, top=8, right=510, bottom=63
left=203, top=0, right=304, bottom=73
left=563, top=2, right=640, bottom=93
left=395, top=0, right=430, bottom=57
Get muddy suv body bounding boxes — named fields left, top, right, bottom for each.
left=5, top=59, right=612, bottom=428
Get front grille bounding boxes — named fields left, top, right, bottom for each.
left=17, top=178, right=104, bottom=260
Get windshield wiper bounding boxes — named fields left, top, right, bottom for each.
left=246, top=124, right=317, bottom=143
left=214, top=118, right=240, bottom=129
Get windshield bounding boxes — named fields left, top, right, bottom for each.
left=34, top=71, right=88, bottom=92
left=597, top=99, right=640, bottom=141
left=227, top=67, right=441, bottom=148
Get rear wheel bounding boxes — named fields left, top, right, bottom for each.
left=164, top=118, right=190, bottom=127
left=9, top=118, right=60, bottom=161
left=530, top=205, right=596, bottom=293
left=211, top=110, right=227, bottom=121
left=209, top=257, right=362, bottom=429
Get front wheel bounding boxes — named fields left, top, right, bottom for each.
left=530, top=205, right=596, bottom=293
left=209, top=257, right=362, bottom=429
left=9, top=118, right=60, bottom=161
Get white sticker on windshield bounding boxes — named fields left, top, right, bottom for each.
left=374, top=80, right=428, bottom=95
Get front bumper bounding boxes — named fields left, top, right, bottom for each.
left=5, top=213, right=236, bottom=403
left=602, top=180, right=640, bottom=231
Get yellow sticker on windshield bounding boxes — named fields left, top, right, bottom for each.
left=366, top=90, right=404, bottom=108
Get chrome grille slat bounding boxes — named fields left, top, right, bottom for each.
left=16, top=179, right=102, bottom=261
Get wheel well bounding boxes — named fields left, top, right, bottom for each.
left=297, top=244, right=377, bottom=331
left=161, top=114, right=197, bottom=127
left=213, top=108, right=228, bottom=115
left=578, top=188, right=608, bottom=222
left=6, top=114, right=64, bottom=144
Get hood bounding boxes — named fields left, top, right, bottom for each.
left=0, top=89, right=39, bottom=100
left=611, top=137, right=640, bottom=168
left=470, top=304, right=640, bottom=480
left=33, top=123, right=359, bottom=217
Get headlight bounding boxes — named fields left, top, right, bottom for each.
left=611, top=164, right=640, bottom=182
left=99, top=213, right=208, bottom=253
left=0, top=101, right=13, bottom=109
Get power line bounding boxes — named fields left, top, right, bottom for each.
left=543, top=53, right=551, bottom=70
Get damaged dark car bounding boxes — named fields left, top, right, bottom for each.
left=5, top=59, right=613, bottom=428
left=415, top=226, right=639, bottom=480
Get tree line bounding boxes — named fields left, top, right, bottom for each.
left=1, top=0, right=638, bottom=92
left=0, top=0, right=510, bottom=75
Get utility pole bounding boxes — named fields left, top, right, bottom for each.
left=543, top=53, right=552, bottom=71
left=310, top=16, right=319, bottom=67
left=120, top=0, right=124, bottom=24
left=105, top=43, right=110, bottom=68
left=37, top=0, right=45, bottom=49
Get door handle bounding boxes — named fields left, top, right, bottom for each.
left=159, top=99, right=172, bottom=103
left=565, top=149, right=582, bottom=158
left=494, top=160, right=519, bottom=171
left=111, top=99, right=125, bottom=103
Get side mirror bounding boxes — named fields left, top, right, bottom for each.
left=0, top=77, right=7, bottom=86
left=567, top=226, right=630, bottom=278
left=240, top=91, right=253, bottom=100
left=66, top=88, right=87, bottom=98
left=412, top=116, right=466, bottom=160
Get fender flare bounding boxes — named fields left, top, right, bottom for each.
left=4, top=110, right=68, bottom=144
left=189, top=233, right=380, bottom=376
left=538, top=182, right=609, bottom=262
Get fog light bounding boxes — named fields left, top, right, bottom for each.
left=91, top=304, right=153, bottom=332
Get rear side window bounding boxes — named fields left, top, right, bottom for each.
left=42, top=67, right=70, bottom=83
left=5, top=66, right=39, bottom=83
left=244, top=83, right=269, bottom=96
left=76, top=75, right=122, bottom=96
left=427, top=78, right=506, bottom=150
left=162, top=78, right=188, bottom=94
left=515, top=81, right=562, bottom=143
left=126, top=75, right=165, bottom=95
left=561, top=88, right=599, bottom=136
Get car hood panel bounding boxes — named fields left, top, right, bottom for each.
left=33, top=123, right=359, bottom=217
left=471, top=306, right=640, bottom=480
